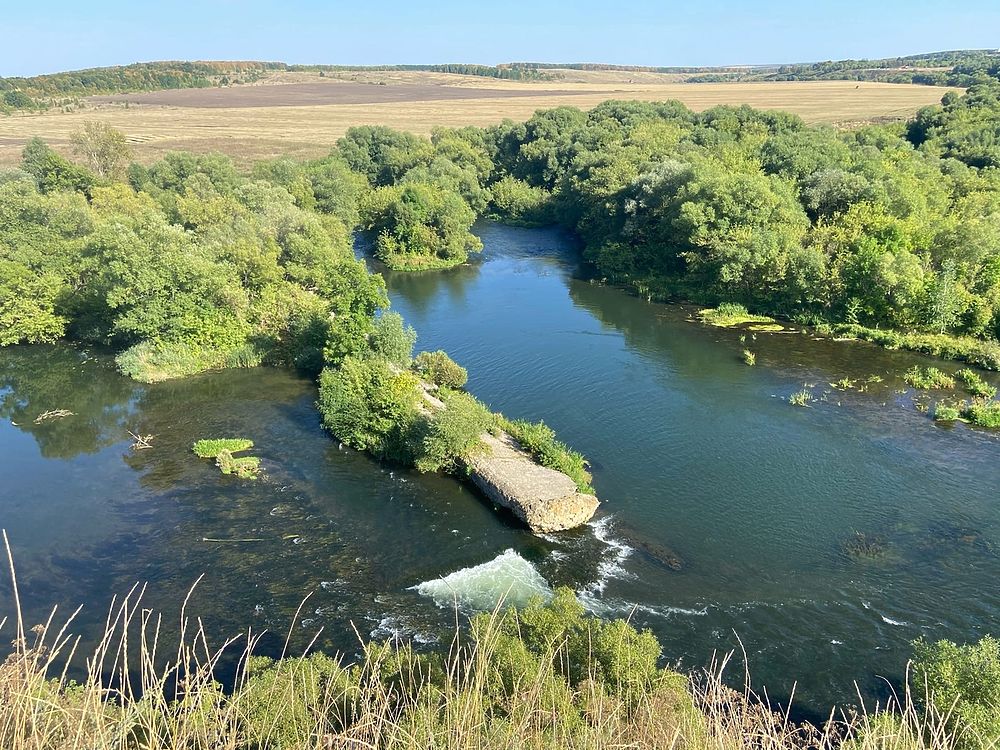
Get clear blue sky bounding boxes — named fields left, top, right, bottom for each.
left=2, top=0, right=998, bottom=77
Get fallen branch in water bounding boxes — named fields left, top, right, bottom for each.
left=127, top=430, right=154, bottom=450
left=201, top=537, right=266, bottom=543
left=34, top=409, right=74, bottom=424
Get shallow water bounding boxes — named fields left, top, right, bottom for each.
left=2, top=222, right=999, bottom=713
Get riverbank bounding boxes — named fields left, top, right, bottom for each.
left=0, top=579, right=961, bottom=750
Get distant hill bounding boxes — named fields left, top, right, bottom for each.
left=0, top=61, right=550, bottom=111
left=2, top=51, right=997, bottom=113
left=512, top=50, right=1000, bottom=86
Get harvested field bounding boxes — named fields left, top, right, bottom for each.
left=0, top=74, right=958, bottom=167
left=88, top=80, right=603, bottom=108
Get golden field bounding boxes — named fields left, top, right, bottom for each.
left=0, top=71, right=957, bottom=167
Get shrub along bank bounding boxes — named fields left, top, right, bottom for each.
left=2, top=584, right=997, bottom=750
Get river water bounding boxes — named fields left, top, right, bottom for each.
left=2, top=222, right=999, bottom=714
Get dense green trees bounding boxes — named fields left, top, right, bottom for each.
left=360, top=181, right=482, bottom=270
left=0, top=137, right=386, bottom=381
left=465, top=87, right=1000, bottom=347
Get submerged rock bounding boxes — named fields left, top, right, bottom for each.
left=464, top=432, right=600, bottom=533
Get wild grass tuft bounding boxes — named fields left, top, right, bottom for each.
left=742, top=349, right=756, bottom=366
left=789, top=389, right=812, bottom=407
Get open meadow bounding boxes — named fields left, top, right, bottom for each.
left=0, top=70, right=957, bottom=166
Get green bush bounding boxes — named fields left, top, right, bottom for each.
left=414, top=349, right=468, bottom=388
left=414, top=389, right=492, bottom=472
left=235, top=653, right=358, bottom=747
left=487, top=176, right=554, bottom=226
left=367, top=311, right=416, bottom=366
left=360, top=181, right=482, bottom=270
left=498, top=416, right=593, bottom=494
left=317, top=355, right=422, bottom=460
left=913, top=636, right=1000, bottom=749
left=472, top=588, right=665, bottom=712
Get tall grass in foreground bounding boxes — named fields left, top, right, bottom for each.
left=0, top=534, right=960, bottom=750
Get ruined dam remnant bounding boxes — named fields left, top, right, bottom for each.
left=464, top=432, right=600, bottom=533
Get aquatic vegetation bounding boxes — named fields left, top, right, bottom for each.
left=192, top=438, right=255, bottom=458
left=903, top=366, right=956, bottom=390
left=831, top=377, right=856, bottom=390
left=961, top=400, right=1000, bottom=428
left=846, top=532, right=886, bottom=558
left=698, top=303, right=775, bottom=328
left=748, top=323, right=785, bottom=332
left=832, top=325, right=1000, bottom=372
left=955, top=368, right=997, bottom=399
left=933, top=403, right=962, bottom=422
left=843, top=531, right=888, bottom=559
left=413, top=349, right=468, bottom=389
left=742, top=349, right=756, bottom=366
left=215, top=450, right=262, bottom=479
left=788, top=389, right=812, bottom=406
left=193, top=438, right=260, bottom=479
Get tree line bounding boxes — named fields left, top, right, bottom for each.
left=5, top=81, right=1000, bottom=373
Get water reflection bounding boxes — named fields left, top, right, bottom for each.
left=0, top=345, right=137, bottom=458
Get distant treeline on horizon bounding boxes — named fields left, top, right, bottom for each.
left=2, top=50, right=999, bottom=112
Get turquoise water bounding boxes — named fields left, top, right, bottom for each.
left=2, top=222, right=999, bottom=714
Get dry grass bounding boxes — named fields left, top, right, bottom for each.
left=0, top=530, right=961, bottom=750
left=0, top=73, right=956, bottom=168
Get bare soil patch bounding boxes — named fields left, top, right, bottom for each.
left=88, top=81, right=602, bottom=108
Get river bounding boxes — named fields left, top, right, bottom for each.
left=1, top=222, right=998, bottom=714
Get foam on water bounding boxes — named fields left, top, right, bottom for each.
left=412, top=549, right=552, bottom=611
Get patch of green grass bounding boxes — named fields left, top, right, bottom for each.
left=788, top=389, right=812, bottom=406
left=742, top=349, right=756, bottom=366
left=956, top=368, right=997, bottom=399
left=831, top=377, right=856, bottom=390
left=497, top=416, right=594, bottom=494
left=697, top=303, right=775, bottom=328
left=903, top=366, right=956, bottom=390
left=193, top=438, right=255, bottom=458
left=747, top=323, right=784, bottom=332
